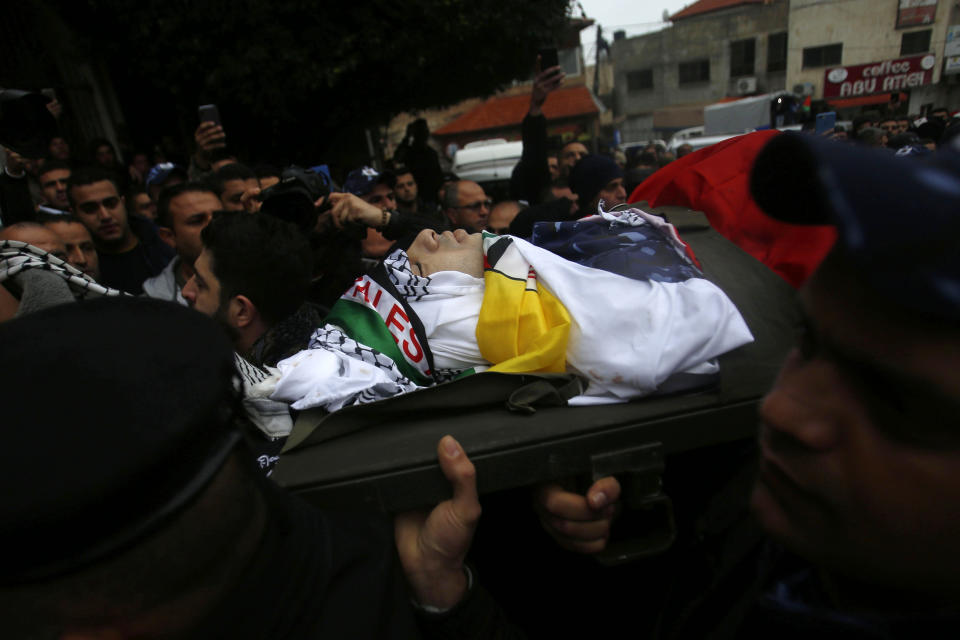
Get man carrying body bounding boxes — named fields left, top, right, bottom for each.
left=411, top=132, right=960, bottom=636
left=181, top=212, right=322, bottom=368
left=68, top=167, right=174, bottom=294
left=144, top=182, right=221, bottom=304
left=0, top=297, right=438, bottom=638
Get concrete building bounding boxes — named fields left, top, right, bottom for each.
left=788, top=0, right=960, bottom=116
left=611, top=0, right=790, bottom=142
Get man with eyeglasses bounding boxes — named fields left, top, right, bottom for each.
left=68, top=167, right=173, bottom=294
left=442, top=180, right=491, bottom=233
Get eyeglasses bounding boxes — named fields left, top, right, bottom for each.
left=77, top=196, right=121, bottom=214
left=456, top=199, right=492, bottom=212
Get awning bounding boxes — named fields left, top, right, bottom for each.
left=826, top=92, right=907, bottom=109
left=435, top=86, right=600, bottom=136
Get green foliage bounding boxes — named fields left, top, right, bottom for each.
left=46, top=0, right=570, bottom=162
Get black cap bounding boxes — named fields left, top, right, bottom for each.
left=568, top=154, right=624, bottom=207
left=750, top=132, right=960, bottom=321
left=0, top=297, right=241, bottom=584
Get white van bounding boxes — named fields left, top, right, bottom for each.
left=452, top=139, right=523, bottom=184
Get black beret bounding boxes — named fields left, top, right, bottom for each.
left=568, top=154, right=624, bottom=206
left=0, top=297, right=241, bottom=584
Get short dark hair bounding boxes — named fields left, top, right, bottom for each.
left=66, top=166, right=120, bottom=207
left=852, top=114, right=875, bottom=132
left=38, top=159, right=72, bottom=179
left=208, top=163, right=256, bottom=196
left=253, top=164, right=281, bottom=181
left=201, top=213, right=312, bottom=326
left=156, top=182, right=218, bottom=229
left=36, top=212, right=81, bottom=225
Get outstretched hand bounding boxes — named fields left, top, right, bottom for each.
left=395, top=435, right=481, bottom=610
left=194, top=122, right=226, bottom=169
left=530, top=61, right=565, bottom=116
left=533, top=476, right=621, bottom=554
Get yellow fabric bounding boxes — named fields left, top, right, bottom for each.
left=476, top=270, right=571, bottom=373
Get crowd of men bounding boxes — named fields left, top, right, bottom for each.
left=1, top=72, right=959, bottom=638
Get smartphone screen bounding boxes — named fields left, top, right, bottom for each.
left=198, top=104, right=221, bottom=126
left=538, top=47, right=559, bottom=71
left=815, top=111, right=836, bottom=135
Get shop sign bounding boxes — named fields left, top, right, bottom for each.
left=897, top=0, right=938, bottom=28
left=824, top=55, right=936, bottom=98
left=945, top=25, right=960, bottom=56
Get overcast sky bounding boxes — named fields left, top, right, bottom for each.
left=575, top=0, right=695, bottom=58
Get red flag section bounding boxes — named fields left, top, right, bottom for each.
left=629, top=130, right=836, bottom=288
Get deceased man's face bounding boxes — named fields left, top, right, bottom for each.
left=406, top=229, right=484, bottom=277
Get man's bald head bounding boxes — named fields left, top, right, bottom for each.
left=0, top=223, right=67, bottom=260
left=443, top=180, right=491, bottom=233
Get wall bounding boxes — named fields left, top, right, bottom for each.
left=788, top=0, right=953, bottom=100
left=612, top=0, right=789, bottom=141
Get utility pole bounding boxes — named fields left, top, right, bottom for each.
left=594, top=24, right=602, bottom=97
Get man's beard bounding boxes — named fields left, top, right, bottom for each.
left=213, top=304, right=242, bottom=349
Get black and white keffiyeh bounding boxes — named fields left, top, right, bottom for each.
left=0, top=240, right=124, bottom=298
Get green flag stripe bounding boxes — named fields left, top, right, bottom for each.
left=325, top=299, right=431, bottom=385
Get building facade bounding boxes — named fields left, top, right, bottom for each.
left=611, top=0, right=790, bottom=142
left=787, top=0, right=960, bottom=115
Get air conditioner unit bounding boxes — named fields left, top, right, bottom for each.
left=735, top=77, right=757, bottom=95
left=792, top=82, right=815, bottom=96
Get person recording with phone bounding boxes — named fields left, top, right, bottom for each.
left=509, top=51, right=565, bottom=207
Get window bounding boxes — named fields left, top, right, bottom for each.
left=730, top=38, right=756, bottom=77
left=627, top=69, right=653, bottom=92
left=767, top=32, right=787, bottom=72
left=901, top=29, right=932, bottom=55
left=802, top=43, right=843, bottom=68
left=679, top=59, right=710, bottom=84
